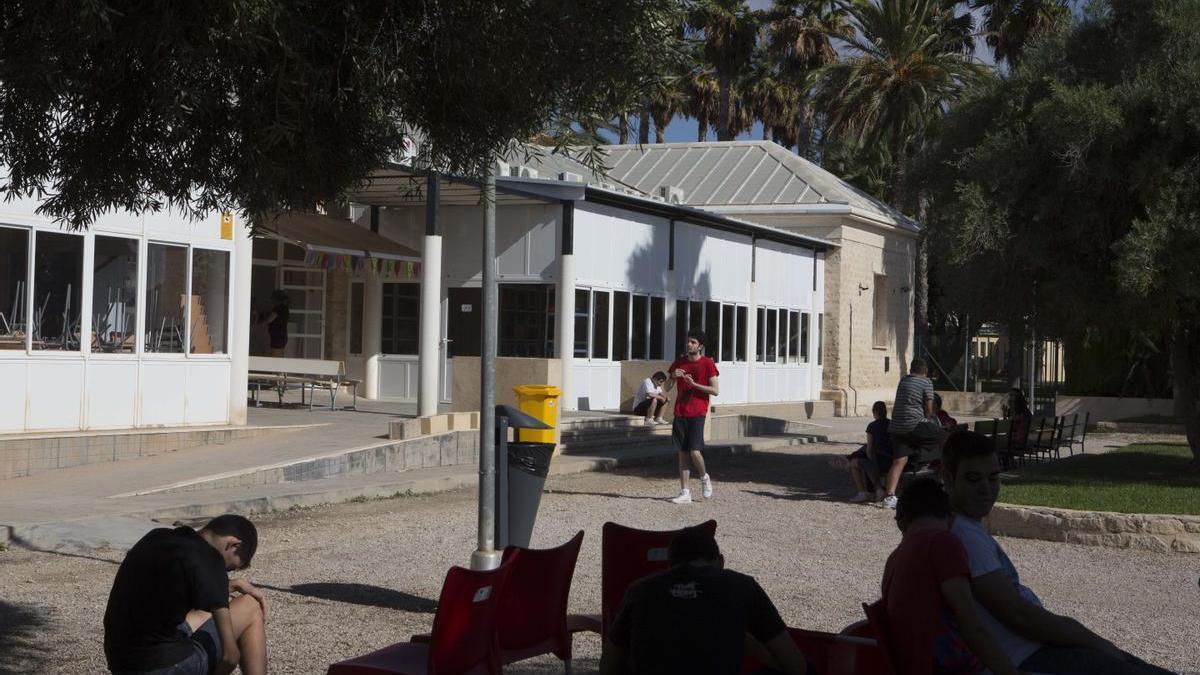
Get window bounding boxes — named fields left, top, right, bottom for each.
left=735, top=306, right=747, bottom=361
left=592, top=290, right=610, bottom=359
left=574, top=289, right=589, bottom=358
left=252, top=238, right=279, bottom=261
left=92, top=236, right=139, bottom=353
left=631, top=294, right=648, bottom=359
left=0, top=227, right=29, bottom=351
left=381, top=282, right=419, bottom=354
left=873, top=274, right=888, bottom=348
left=31, top=232, right=84, bottom=351
left=675, top=299, right=688, bottom=356
left=282, top=243, right=306, bottom=262
left=704, top=301, right=720, bottom=360
left=787, top=311, right=800, bottom=364
left=689, top=300, right=703, bottom=334
left=649, top=296, right=664, bottom=360
left=763, top=308, right=778, bottom=362
left=146, top=243, right=188, bottom=353
left=499, top=284, right=552, bottom=357
left=349, top=282, right=364, bottom=355
left=800, top=313, right=810, bottom=363
left=755, top=308, right=764, bottom=362
left=720, top=305, right=734, bottom=363
left=817, top=313, right=824, bottom=366
left=191, top=249, right=230, bottom=354
left=613, top=291, right=630, bottom=361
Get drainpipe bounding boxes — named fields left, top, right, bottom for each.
left=846, top=302, right=858, bottom=416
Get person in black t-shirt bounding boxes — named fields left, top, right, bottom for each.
left=258, top=290, right=290, bottom=357
left=104, top=515, right=267, bottom=675
left=845, top=401, right=894, bottom=503
left=600, top=526, right=810, bottom=675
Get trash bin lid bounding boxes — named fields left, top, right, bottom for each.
left=512, top=384, right=563, bottom=397
left=495, top=404, right=553, bottom=429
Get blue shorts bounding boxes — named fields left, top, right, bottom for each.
left=133, top=618, right=221, bottom=675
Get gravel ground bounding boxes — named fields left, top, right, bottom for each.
left=2, top=441, right=1196, bottom=674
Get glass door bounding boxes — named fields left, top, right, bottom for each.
left=280, top=266, right=325, bottom=358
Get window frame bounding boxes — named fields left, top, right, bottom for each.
left=90, top=233, right=141, bottom=357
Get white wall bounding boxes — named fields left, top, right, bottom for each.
left=674, top=222, right=752, bottom=302
left=755, top=239, right=816, bottom=310
left=0, top=197, right=241, bottom=433
left=574, top=202, right=670, bottom=293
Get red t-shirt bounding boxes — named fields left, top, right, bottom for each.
left=881, top=526, right=982, bottom=675
left=668, top=356, right=719, bottom=418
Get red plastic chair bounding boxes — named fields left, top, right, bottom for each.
left=567, top=519, right=718, bottom=637
left=741, top=627, right=893, bottom=675
left=496, top=531, right=585, bottom=671
left=861, top=601, right=901, bottom=674
left=327, top=559, right=515, bottom=675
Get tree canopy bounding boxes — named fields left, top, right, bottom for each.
left=920, top=0, right=1200, bottom=462
left=0, top=0, right=682, bottom=229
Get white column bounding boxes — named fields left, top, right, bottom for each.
left=557, top=252, right=576, bottom=411
left=664, top=273, right=677, bottom=359
left=363, top=274, right=383, bottom=400
left=418, top=235, right=442, bottom=416
left=747, top=280, right=758, bottom=403
left=229, top=223, right=253, bottom=425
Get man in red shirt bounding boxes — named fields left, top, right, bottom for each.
left=664, top=331, right=719, bottom=504
left=882, top=477, right=1017, bottom=675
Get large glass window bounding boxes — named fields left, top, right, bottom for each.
left=349, top=282, right=364, bottom=355
left=689, top=300, right=703, bottom=334
left=631, top=294, right=648, bottom=359
left=649, top=296, right=665, bottom=360
left=592, top=290, right=610, bottom=359
left=704, top=301, right=720, bottom=360
left=613, top=291, right=630, bottom=361
left=499, top=284, right=552, bottom=357
left=574, top=289, right=589, bottom=358
left=787, top=311, right=800, bottom=364
left=720, top=304, right=734, bottom=363
left=92, top=236, right=139, bottom=353
left=146, top=243, right=188, bottom=353
left=32, top=232, right=84, bottom=351
left=381, top=282, right=419, bottom=354
left=735, top=306, right=747, bottom=361
left=191, top=249, right=230, bottom=354
left=801, top=313, right=810, bottom=363
left=756, top=308, right=765, bottom=362
left=764, top=308, right=778, bottom=362
left=674, top=299, right=688, bottom=356
left=0, top=227, right=29, bottom=350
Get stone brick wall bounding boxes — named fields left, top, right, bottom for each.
left=324, top=270, right=350, bottom=362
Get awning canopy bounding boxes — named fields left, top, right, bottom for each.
left=258, top=211, right=421, bottom=261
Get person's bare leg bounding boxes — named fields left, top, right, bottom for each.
left=678, top=453, right=690, bottom=490
left=689, top=449, right=708, bottom=479
left=186, top=595, right=266, bottom=675
left=650, top=399, right=662, bottom=420
left=883, top=455, right=909, bottom=496
left=849, top=459, right=867, bottom=492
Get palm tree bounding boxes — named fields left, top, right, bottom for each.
left=744, top=50, right=800, bottom=144
left=811, top=0, right=983, bottom=354
left=971, top=0, right=1069, bottom=66
left=683, top=66, right=720, bottom=141
left=688, top=0, right=760, bottom=141
left=648, top=75, right=687, bottom=143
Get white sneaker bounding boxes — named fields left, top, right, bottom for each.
left=670, top=489, right=693, bottom=504
left=849, top=491, right=871, bottom=503
left=654, top=417, right=668, bottom=425
left=700, top=474, right=713, bottom=498
left=882, top=495, right=898, bottom=509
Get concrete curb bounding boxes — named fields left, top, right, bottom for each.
left=987, top=503, right=1200, bottom=554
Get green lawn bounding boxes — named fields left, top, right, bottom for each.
left=1000, top=444, right=1200, bottom=515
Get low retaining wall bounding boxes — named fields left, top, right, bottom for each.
left=987, top=503, right=1200, bottom=554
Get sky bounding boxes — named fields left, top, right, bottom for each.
left=605, top=0, right=1000, bottom=145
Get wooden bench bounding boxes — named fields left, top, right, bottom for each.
left=247, top=356, right=360, bottom=411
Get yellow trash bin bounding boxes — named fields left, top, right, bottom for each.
left=513, top=384, right=562, bottom=443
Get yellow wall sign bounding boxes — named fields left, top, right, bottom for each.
left=220, top=211, right=234, bottom=240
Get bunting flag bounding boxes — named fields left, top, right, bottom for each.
left=297, top=247, right=422, bottom=279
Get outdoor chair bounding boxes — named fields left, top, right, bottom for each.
left=496, top=530, right=584, bottom=672
left=861, top=601, right=903, bottom=675
left=740, top=626, right=893, bottom=675
left=566, top=519, right=718, bottom=637
left=326, top=559, right=515, bottom=675
left=992, top=419, right=1016, bottom=469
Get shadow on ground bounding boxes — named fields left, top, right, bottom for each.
left=554, top=446, right=855, bottom=503
left=0, top=600, right=52, bottom=675
left=260, top=582, right=437, bottom=613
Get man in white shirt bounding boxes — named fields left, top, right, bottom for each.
left=942, top=430, right=1174, bottom=674
left=633, top=371, right=668, bottom=425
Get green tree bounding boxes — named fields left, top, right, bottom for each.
left=811, top=0, right=983, bottom=348
left=688, top=0, right=761, bottom=141
left=683, top=65, right=721, bottom=141
left=921, top=0, right=1200, bottom=466
left=970, top=0, right=1071, bottom=66
left=0, top=0, right=682, bottom=229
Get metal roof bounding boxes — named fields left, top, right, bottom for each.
left=600, top=141, right=918, bottom=231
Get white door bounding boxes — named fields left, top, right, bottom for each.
left=280, top=266, right=325, bottom=358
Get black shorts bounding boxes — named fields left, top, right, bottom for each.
left=889, top=420, right=945, bottom=460
left=672, top=415, right=706, bottom=453
left=633, top=398, right=666, bottom=416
